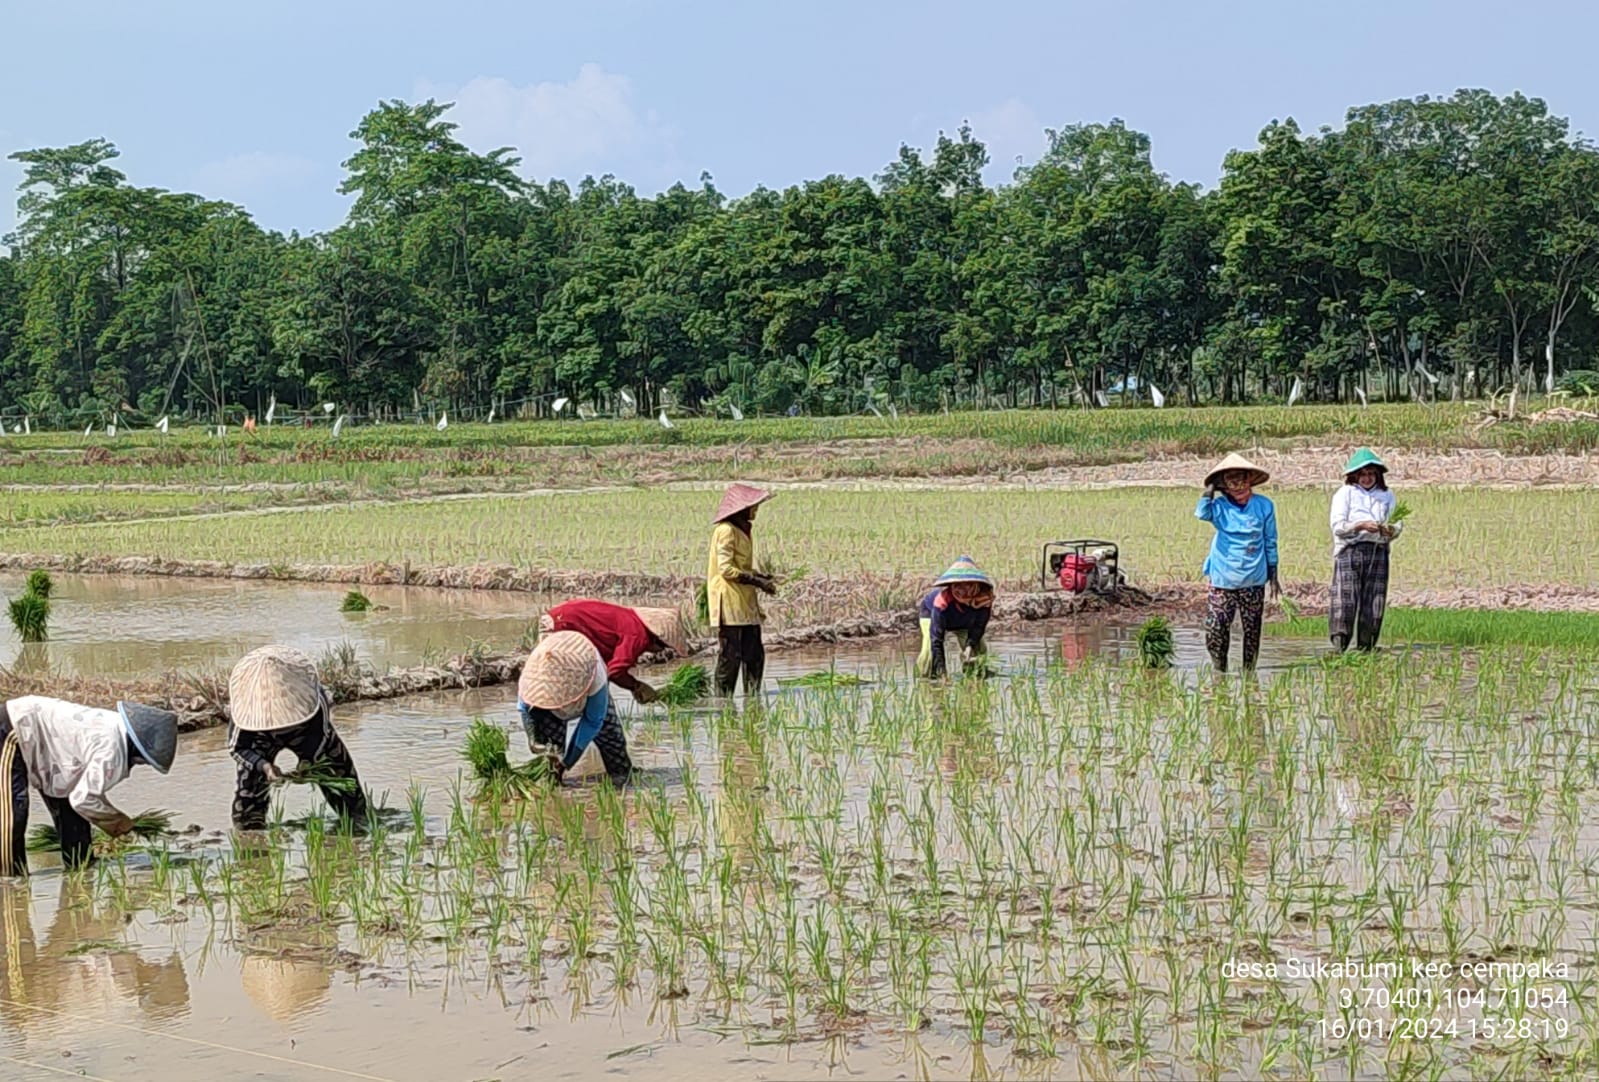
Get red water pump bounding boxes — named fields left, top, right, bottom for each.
left=1042, top=540, right=1124, bottom=595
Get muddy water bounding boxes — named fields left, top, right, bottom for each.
left=0, top=572, right=548, bottom=679
left=2, top=625, right=1333, bottom=1082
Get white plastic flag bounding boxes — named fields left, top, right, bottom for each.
left=436, top=412, right=448, bottom=431
left=888, top=403, right=898, bottom=420
left=323, top=402, right=336, bottom=414
left=11, top=424, right=20, bottom=434
left=1150, top=383, right=1165, bottom=408
left=658, top=409, right=674, bottom=429
left=577, top=404, right=594, bottom=420
left=868, top=404, right=883, bottom=418
left=106, top=423, right=117, bottom=438
left=620, top=389, right=636, bottom=408
left=85, top=423, right=94, bottom=436
left=486, top=405, right=495, bottom=424
left=22, top=416, right=30, bottom=435
left=156, top=415, right=169, bottom=434
left=332, top=415, right=345, bottom=439
left=1416, top=363, right=1438, bottom=386
left=729, top=404, right=743, bottom=421
left=265, top=395, right=276, bottom=424
left=1095, top=390, right=1109, bottom=408
left=552, top=397, right=569, bottom=414
left=1287, top=377, right=1304, bottom=407
left=1355, top=386, right=1368, bottom=407
left=215, top=425, right=227, bottom=438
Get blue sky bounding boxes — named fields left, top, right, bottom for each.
left=2, top=0, right=1595, bottom=242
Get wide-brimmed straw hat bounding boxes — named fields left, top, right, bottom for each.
left=933, top=555, right=994, bottom=589
left=519, top=631, right=601, bottom=710
left=1342, top=448, right=1388, bottom=476
left=1204, top=453, right=1270, bottom=489
left=633, top=607, right=689, bottom=656
left=712, top=483, right=771, bottom=524
left=118, top=701, right=178, bottom=774
left=228, top=645, right=324, bottom=733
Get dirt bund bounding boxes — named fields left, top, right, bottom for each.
left=3, top=552, right=1597, bottom=731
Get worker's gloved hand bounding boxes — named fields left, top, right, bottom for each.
left=263, top=762, right=288, bottom=786
left=1267, top=568, right=1281, bottom=601
left=633, top=682, right=660, bottom=704
left=100, top=813, right=137, bottom=838
left=751, top=573, right=778, bottom=596
left=1203, top=483, right=1217, bottom=499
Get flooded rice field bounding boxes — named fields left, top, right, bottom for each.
left=0, top=572, right=547, bottom=679
left=4, top=591, right=1598, bottom=1079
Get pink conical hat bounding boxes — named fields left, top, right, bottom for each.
left=712, top=483, right=771, bottom=524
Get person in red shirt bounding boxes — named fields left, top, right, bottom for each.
left=538, top=601, right=690, bottom=704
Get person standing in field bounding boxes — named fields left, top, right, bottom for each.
left=916, top=556, right=996, bottom=678
left=706, top=484, right=777, bottom=696
left=227, top=646, right=368, bottom=831
left=0, top=695, right=179, bottom=876
left=538, top=600, right=690, bottom=703
left=1328, top=448, right=1402, bottom=653
left=517, top=630, right=632, bottom=785
left=1196, top=453, right=1280, bottom=673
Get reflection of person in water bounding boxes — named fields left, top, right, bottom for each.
left=0, top=878, right=190, bottom=1029
left=238, top=924, right=336, bottom=1024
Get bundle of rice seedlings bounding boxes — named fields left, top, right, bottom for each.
left=657, top=663, right=709, bottom=706
left=1136, top=617, right=1176, bottom=669
left=1279, top=594, right=1301, bottom=620
left=695, top=582, right=709, bottom=625
left=27, top=809, right=173, bottom=853
left=461, top=719, right=555, bottom=794
left=9, top=591, right=49, bottom=643
left=25, top=570, right=53, bottom=598
left=281, top=763, right=361, bottom=794
left=340, top=590, right=373, bottom=612
left=1389, top=501, right=1412, bottom=525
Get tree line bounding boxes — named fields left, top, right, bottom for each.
left=3, top=88, right=1598, bottom=428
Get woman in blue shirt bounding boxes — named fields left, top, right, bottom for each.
left=1196, top=453, right=1280, bottom=672
left=916, top=556, right=995, bottom=678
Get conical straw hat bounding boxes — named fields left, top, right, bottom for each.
left=712, top=483, right=771, bottom=524
left=228, top=645, right=323, bottom=732
left=1203, top=453, right=1270, bottom=489
left=633, top=607, right=689, bottom=657
left=519, top=631, right=602, bottom=710
left=933, top=555, right=993, bottom=588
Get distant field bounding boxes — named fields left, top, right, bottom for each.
left=2, top=487, right=1593, bottom=592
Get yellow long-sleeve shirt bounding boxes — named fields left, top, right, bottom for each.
left=706, top=521, right=763, bottom=626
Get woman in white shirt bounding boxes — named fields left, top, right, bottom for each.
left=1328, top=448, right=1403, bottom=652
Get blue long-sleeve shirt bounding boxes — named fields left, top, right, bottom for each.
left=1196, top=492, right=1278, bottom=589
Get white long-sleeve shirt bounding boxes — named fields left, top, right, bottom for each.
left=5, top=696, right=132, bottom=826
left=1329, top=485, right=1404, bottom=558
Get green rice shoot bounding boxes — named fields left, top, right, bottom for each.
left=24, top=569, right=53, bottom=598
left=658, top=663, right=710, bottom=707
left=340, top=590, right=373, bottom=612
left=1135, top=616, right=1176, bottom=668
left=27, top=809, right=173, bottom=853
left=8, top=591, right=50, bottom=642
left=461, top=718, right=555, bottom=794
left=281, top=763, right=361, bottom=793
left=1270, top=607, right=1599, bottom=649
left=1389, top=500, right=1413, bottom=524
left=777, top=669, right=868, bottom=689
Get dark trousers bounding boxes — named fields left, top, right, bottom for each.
left=1330, top=543, right=1390, bottom=652
left=232, top=716, right=367, bottom=831
left=716, top=624, right=765, bottom=695
left=1205, top=585, right=1266, bottom=673
left=520, top=700, right=632, bottom=781
left=0, top=708, right=94, bottom=876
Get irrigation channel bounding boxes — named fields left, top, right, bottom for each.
left=3, top=575, right=1597, bottom=1080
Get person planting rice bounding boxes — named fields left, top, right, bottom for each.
left=0, top=695, right=178, bottom=876
left=1329, top=448, right=1403, bottom=653
left=227, top=645, right=368, bottom=831
left=916, top=556, right=995, bottom=678
left=706, top=483, right=777, bottom=696
left=518, top=630, right=633, bottom=785
left=538, top=600, right=690, bottom=704
left=1196, top=453, right=1280, bottom=673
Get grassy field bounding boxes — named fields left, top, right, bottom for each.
left=2, top=486, right=1594, bottom=592
left=1272, top=608, right=1599, bottom=648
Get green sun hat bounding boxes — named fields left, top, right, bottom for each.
left=933, top=555, right=993, bottom=589
left=1342, top=448, right=1387, bottom=476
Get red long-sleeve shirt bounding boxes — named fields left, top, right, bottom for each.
left=546, top=600, right=655, bottom=680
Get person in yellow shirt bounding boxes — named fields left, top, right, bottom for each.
left=706, top=483, right=777, bottom=695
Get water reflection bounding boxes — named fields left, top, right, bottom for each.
left=0, top=878, right=190, bottom=1029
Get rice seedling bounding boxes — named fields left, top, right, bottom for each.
left=1389, top=500, right=1413, bottom=524
left=280, top=762, right=362, bottom=794
left=775, top=670, right=867, bottom=689
left=341, top=589, right=373, bottom=612
left=460, top=717, right=557, bottom=793
left=1271, top=608, right=1599, bottom=649
left=8, top=590, right=49, bottom=642
left=27, top=809, right=173, bottom=852
left=1134, top=615, right=1175, bottom=668
left=657, top=663, right=709, bottom=707
left=24, top=569, right=53, bottom=598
